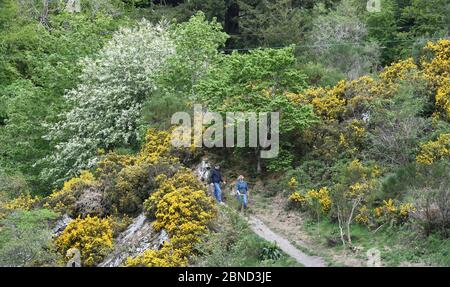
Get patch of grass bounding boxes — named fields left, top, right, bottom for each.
left=194, top=205, right=302, bottom=267
left=303, top=218, right=450, bottom=266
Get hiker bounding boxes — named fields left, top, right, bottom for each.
left=210, top=165, right=225, bottom=203
left=235, top=175, right=249, bottom=212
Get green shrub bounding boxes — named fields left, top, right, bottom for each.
left=259, top=242, right=282, bottom=261
left=0, top=209, right=60, bottom=266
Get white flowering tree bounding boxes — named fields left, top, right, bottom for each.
left=140, top=12, right=228, bottom=130
left=41, top=20, right=175, bottom=184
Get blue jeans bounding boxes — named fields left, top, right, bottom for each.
left=237, top=193, right=248, bottom=208
left=213, top=183, right=222, bottom=203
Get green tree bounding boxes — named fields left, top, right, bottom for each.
left=308, top=0, right=380, bottom=79
left=399, top=0, right=449, bottom=37
left=141, top=12, right=228, bottom=130
left=42, top=12, right=227, bottom=186
left=194, top=46, right=317, bottom=172
left=0, top=1, right=128, bottom=193
left=366, top=0, right=398, bottom=64
left=40, top=19, right=174, bottom=186
left=237, top=0, right=308, bottom=48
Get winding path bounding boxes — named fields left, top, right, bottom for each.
left=194, top=160, right=326, bottom=267
left=247, top=215, right=327, bottom=267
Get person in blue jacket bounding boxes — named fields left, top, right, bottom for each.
left=235, top=175, right=249, bottom=211
left=210, top=165, right=225, bottom=203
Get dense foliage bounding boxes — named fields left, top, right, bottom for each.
left=0, top=0, right=449, bottom=267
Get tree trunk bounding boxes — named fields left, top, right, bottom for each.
left=39, top=0, right=49, bottom=26
left=256, top=148, right=261, bottom=174
left=337, top=206, right=346, bottom=248
left=347, top=197, right=361, bottom=246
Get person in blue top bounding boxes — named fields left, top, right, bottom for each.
left=235, top=175, right=249, bottom=212
left=210, top=165, right=225, bottom=203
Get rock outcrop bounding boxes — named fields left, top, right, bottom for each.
left=99, top=213, right=169, bottom=267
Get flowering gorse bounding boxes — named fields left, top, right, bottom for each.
left=127, top=168, right=216, bottom=267
left=44, top=170, right=99, bottom=215
left=416, top=133, right=450, bottom=165
left=54, top=215, right=113, bottom=266
left=421, top=40, right=450, bottom=119
left=374, top=199, right=415, bottom=224
left=2, top=194, right=40, bottom=211
left=288, top=181, right=331, bottom=215
left=306, top=187, right=332, bottom=214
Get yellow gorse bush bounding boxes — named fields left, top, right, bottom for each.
left=399, top=203, right=415, bottom=217
left=355, top=205, right=370, bottom=224
left=348, top=119, right=366, bottom=138
left=3, top=193, right=40, bottom=211
left=344, top=159, right=379, bottom=198
left=49, top=127, right=215, bottom=267
left=57, top=170, right=97, bottom=194
left=124, top=243, right=188, bottom=267
left=128, top=168, right=216, bottom=267
left=287, top=40, right=449, bottom=125
left=285, top=60, right=417, bottom=159
left=348, top=181, right=371, bottom=197
left=306, top=187, right=331, bottom=214
left=286, top=65, right=410, bottom=123
left=288, top=187, right=331, bottom=214
left=152, top=185, right=216, bottom=249
left=96, top=152, right=136, bottom=175
left=138, top=128, right=178, bottom=165
left=54, top=215, right=113, bottom=266
left=288, top=177, right=298, bottom=191
left=379, top=58, right=418, bottom=84
left=94, top=129, right=180, bottom=215
left=44, top=171, right=99, bottom=215
left=286, top=81, right=346, bottom=121
left=421, top=40, right=450, bottom=119
left=143, top=168, right=204, bottom=215
left=374, top=198, right=415, bottom=223
left=337, top=119, right=368, bottom=156
left=288, top=191, right=306, bottom=204
left=416, top=133, right=450, bottom=164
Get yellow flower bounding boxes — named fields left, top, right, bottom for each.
left=374, top=206, right=383, bottom=218
left=416, top=133, right=450, bottom=165
left=373, top=199, right=415, bottom=224
left=45, top=170, right=99, bottom=215
left=339, top=133, right=348, bottom=147
left=3, top=194, right=40, bottom=211
left=138, top=168, right=216, bottom=265
left=355, top=205, right=369, bottom=224
left=398, top=203, right=415, bottom=217
left=289, top=192, right=306, bottom=204
left=421, top=40, right=450, bottom=119
left=305, top=187, right=331, bottom=213
left=288, top=177, right=298, bottom=190
left=54, top=215, right=113, bottom=266
left=125, top=243, right=187, bottom=267
left=380, top=58, right=418, bottom=83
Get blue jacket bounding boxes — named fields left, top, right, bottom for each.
left=236, top=180, right=248, bottom=194
left=210, top=169, right=223, bottom=184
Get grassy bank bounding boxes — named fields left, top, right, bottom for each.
left=194, top=206, right=302, bottom=267
left=303, top=218, right=450, bottom=266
